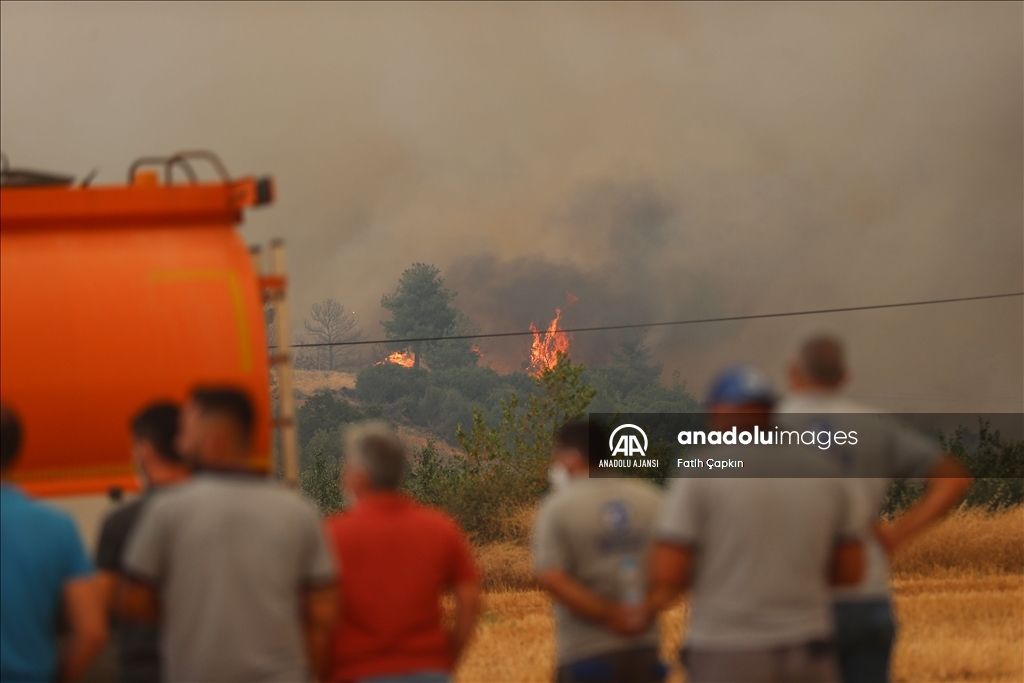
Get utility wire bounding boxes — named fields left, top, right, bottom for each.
left=277, top=291, right=1023, bottom=350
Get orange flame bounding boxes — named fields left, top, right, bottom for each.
left=375, top=350, right=415, bottom=368
left=471, top=344, right=482, bottom=356
left=528, top=308, right=571, bottom=376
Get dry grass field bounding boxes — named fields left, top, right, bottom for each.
left=290, top=369, right=357, bottom=396
left=455, top=507, right=1024, bottom=683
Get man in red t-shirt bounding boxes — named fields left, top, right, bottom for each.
left=324, top=422, right=480, bottom=683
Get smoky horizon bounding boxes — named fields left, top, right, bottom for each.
left=2, top=2, right=1021, bottom=413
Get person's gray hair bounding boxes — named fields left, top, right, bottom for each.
left=344, top=421, right=407, bottom=490
left=797, top=333, right=846, bottom=386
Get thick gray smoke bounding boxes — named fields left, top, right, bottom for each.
left=2, top=3, right=1021, bottom=411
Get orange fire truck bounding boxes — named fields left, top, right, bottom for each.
left=1, top=151, right=298, bottom=532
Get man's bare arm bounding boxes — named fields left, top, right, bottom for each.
left=535, top=569, right=616, bottom=624
left=58, top=577, right=108, bottom=683
left=829, top=539, right=864, bottom=586
left=114, top=577, right=159, bottom=622
left=876, top=455, right=972, bottom=555
left=646, top=542, right=692, bottom=614
left=303, top=585, right=337, bottom=681
left=449, top=579, right=481, bottom=666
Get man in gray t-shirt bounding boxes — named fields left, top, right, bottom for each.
left=777, top=334, right=971, bottom=683
left=533, top=419, right=665, bottom=683
left=647, top=366, right=868, bottom=683
left=654, top=452, right=867, bottom=643
left=119, top=388, right=337, bottom=683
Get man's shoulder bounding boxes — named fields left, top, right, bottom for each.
left=131, top=476, right=239, bottom=519
left=139, top=478, right=204, bottom=511
left=323, top=508, right=350, bottom=533
left=536, top=487, right=572, bottom=519
left=537, top=479, right=655, bottom=519
left=3, top=487, right=77, bottom=531
left=242, top=479, right=322, bottom=520
left=777, top=394, right=878, bottom=415
left=167, top=473, right=301, bottom=502
left=329, top=497, right=465, bottom=539
left=746, top=443, right=847, bottom=478
left=408, top=501, right=467, bottom=541
left=596, top=479, right=663, bottom=508
left=1, top=489, right=85, bottom=567
left=392, top=497, right=463, bottom=532
left=146, top=476, right=321, bottom=536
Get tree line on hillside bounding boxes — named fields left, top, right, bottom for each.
left=291, top=262, right=698, bottom=444
left=298, top=354, right=597, bottom=535
left=290, top=262, right=698, bottom=534
left=298, top=367, right=1024, bottom=540
left=291, top=262, right=1022, bottom=537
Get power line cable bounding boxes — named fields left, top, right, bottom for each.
left=278, top=291, right=1023, bottom=350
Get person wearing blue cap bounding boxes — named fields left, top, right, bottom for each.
left=644, top=366, right=869, bottom=683
left=706, top=363, right=778, bottom=406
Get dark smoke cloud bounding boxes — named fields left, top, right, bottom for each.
left=2, top=3, right=1021, bottom=411
left=448, top=178, right=727, bottom=371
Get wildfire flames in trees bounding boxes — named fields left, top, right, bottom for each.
left=375, top=302, right=571, bottom=375
left=528, top=308, right=571, bottom=376
left=376, top=350, right=416, bottom=368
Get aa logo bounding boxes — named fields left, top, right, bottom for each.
left=609, top=424, right=648, bottom=457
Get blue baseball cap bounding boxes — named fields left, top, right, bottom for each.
left=706, top=365, right=776, bottom=406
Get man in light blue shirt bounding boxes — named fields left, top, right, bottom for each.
left=1, top=404, right=107, bottom=682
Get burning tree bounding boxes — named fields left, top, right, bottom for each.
left=380, top=263, right=467, bottom=368
left=423, top=311, right=481, bottom=370
left=376, top=350, right=416, bottom=368
left=528, top=308, right=571, bottom=376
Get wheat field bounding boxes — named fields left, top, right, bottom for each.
left=455, top=508, right=1024, bottom=683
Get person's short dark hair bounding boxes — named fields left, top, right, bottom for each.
left=130, top=402, right=183, bottom=463
left=345, top=422, right=406, bottom=490
left=1, top=404, right=23, bottom=471
left=190, top=387, right=255, bottom=444
left=798, top=335, right=846, bottom=386
left=555, top=418, right=610, bottom=460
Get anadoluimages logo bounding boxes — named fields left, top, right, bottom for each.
left=608, top=424, right=648, bottom=457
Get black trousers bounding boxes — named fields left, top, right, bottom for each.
left=555, top=646, right=666, bottom=683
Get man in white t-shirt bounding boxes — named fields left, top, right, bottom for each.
left=647, top=366, right=869, bottom=683
left=776, top=335, right=971, bottom=683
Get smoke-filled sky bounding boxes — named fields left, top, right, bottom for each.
left=2, top=2, right=1021, bottom=412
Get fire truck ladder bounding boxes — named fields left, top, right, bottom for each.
left=252, top=241, right=298, bottom=486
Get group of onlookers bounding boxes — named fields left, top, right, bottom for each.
left=535, top=334, right=970, bottom=683
left=2, top=388, right=479, bottom=683
left=0, top=333, right=971, bottom=683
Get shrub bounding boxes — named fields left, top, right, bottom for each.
left=441, top=354, right=596, bottom=541
left=296, top=390, right=363, bottom=450
left=881, top=419, right=1023, bottom=517
left=300, top=446, right=343, bottom=516
left=355, top=363, right=430, bottom=405
left=954, top=420, right=1024, bottom=511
